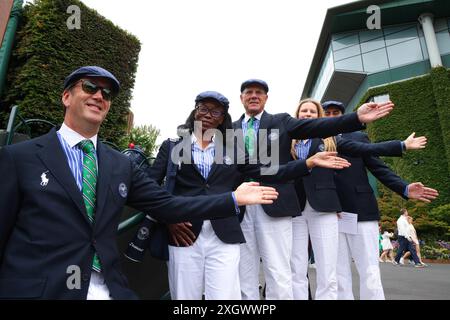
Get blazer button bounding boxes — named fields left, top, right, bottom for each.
left=205, top=184, right=210, bottom=189
left=92, top=239, right=97, bottom=246
left=82, top=274, right=90, bottom=282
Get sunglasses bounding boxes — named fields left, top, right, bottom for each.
left=70, top=79, right=116, bottom=101
left=195, top=105, right=225, bottom=119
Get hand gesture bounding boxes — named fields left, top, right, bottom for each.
left=168, top=222, right=196, bottom=246
left=407, top=182, right=439, bottom=203
left=234, top=182, right=278, bottom=205
left=357, top=101, right=394, bottom=123
left=404, top=132, right=427, bottom=150
left=306, top=151, right=351, bottom=170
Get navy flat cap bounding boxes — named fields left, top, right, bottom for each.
left=322, top=100, right=345, bottom=113
left=195, top=91, right=229, bottom=110
left=63, top=66, right=120, bottom=93
left=240, top=79, right=269, bottom=93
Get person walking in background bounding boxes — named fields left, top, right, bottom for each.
left=380, top=229, right=395, bottom=263
left=395, top=209, right=424, bottom=267
left=402, top=216, right=427, bottom=266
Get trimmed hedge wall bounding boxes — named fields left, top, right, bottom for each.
left=359, top=68, right=450, bottom=240
left=0, top=0, right=140, bottom=146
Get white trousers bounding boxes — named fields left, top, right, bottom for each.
left=239, top=204, right=293, bottom=300
left=87, top=271, right=112, bottom=300
left=337, top=220, right=385, bottom=300
left=291, top=202, right=339, bottom=300
left=168, top=220, right=241, bottom=300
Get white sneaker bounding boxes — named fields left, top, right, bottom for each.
left=399, top=257, right=405, bottom=265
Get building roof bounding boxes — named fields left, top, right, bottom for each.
left=301, top=0, right=450, bottom=99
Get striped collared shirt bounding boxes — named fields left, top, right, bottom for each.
left=241, top=111, right=263, bottom=142
left=57, top=123, right=98, bottom=191
left=295, top=139, right=312, bottom=161
left=191, top=134, right=215, bottom=180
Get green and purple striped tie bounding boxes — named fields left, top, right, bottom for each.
left=79, top=139, right=101, bottom=272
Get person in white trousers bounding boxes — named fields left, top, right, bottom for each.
left=322, top=101, right=439, bottom=300
left=290, top=99, right=412, bottom=300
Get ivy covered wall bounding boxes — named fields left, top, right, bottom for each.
left=0, top=0, right=141, bottom=146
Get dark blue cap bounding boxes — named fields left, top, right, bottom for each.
left=322, top=100, right=345, bottom=113
left=240, top=79, right=269, bottom=93
left=195, top=91, right=229, bottom=110
left=63, top=66, right=120, bottom=93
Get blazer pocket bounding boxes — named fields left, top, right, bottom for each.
left=0, top=278, right=47, bottom=299
left=355, top=185, right=373, bottom=193
left=315, top=183, right=336, bottom=190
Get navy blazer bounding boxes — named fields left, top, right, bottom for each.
left=232, top=111, right=366, bottom=217
left=146, top=137, right=312, bottom=247
left=0, top=129, right=240, bottom=299
left=294, top=136, right=403, bottom=212
left=334, top=131, right=408, bottom=221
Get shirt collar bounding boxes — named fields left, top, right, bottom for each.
left=191, top=133, right=215, bottom=149
left=244, top=110, right=264, bottom=123
left=58, top=122, right=98, bottom=150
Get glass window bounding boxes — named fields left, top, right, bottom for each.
left=419, top=36, right=429, bottom=59
left=362, top=48, right=389, bottom=73
left=436, top=30, right=450, bottom=55
left=361, top=37, right=386, bottom=54
left=335, top=55, right=363, bottom=72
left=434, top=18, right=448, bottom=32
left=359, top=29, right=384, bottom=43
left=387, top=38, right=423, bottom=68
left=332, top=33, right=359, bottom=51
left=311, top=45, right=334, bottom=100
left=334, top=44, right=361, bottom=61
left=384, top=26, right=418, bottom=46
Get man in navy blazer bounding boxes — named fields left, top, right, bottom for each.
left=233, top=79, right=396, bottom=300
left=322, top=100, right=438, bottom=300
left=0, top=67, right=278, bottom=300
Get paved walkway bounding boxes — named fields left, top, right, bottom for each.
left=306, top=262, right=450, bottom=300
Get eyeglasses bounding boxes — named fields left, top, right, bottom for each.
left=70, top=79, right=115, bottom=101
left=195, top=105, right=225, bottom=119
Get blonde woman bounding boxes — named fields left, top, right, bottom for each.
left=290, top=99, right=408, bottom=300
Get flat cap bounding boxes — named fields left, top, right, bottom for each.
left=240, top=79, right=269, bottom=93
left=195, top=91, right=229, bottom=110
left=322, top=100, right=345, bottom=113
left=63, top=66, right=120, bottom=93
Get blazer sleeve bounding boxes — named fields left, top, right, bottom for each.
left=145, top=139, right=170, bottom=184
left=238, top=159, right=310, bottom=182
left=336, top=136, right=403, bottom=157
left=127, top=162, right=237, bottom=223
left=361, top=134, right=409, bottom=199
left=0, top=148, right=20, bottom=259
left=284, top=112, right=365, bottom=140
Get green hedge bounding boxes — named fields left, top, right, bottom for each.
left=359, top=68, right=450, bottom=240
left=0, top=0, right=140, bottom=146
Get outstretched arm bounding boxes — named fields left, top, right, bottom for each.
left=239, top=152, right=350, bottom=182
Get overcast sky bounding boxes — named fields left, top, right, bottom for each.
left=77, top=0, right=350, bottom=144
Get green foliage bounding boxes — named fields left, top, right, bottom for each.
left=1, top=0, right=141, bottom=146
left=421, top=245, right=449, bottom=260
left=124, top=124, right=160, bottom=157
left=430, top=67, right=450, bottom=175
left=429, top=203, right=450, bottom=226
left=359, top=68, right=450, bottom=240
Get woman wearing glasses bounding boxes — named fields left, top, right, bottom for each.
left=145, top=91, right=350, bottom=300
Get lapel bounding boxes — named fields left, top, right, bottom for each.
left=36, top=129, right=91, bottom=226
left=206, top=143, right=226, bottom=182
left=307, top=138, right=322, bottom=158
left=94, top=141, right=113, bottom=224
left=257, top=111, right=271, bottom=158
